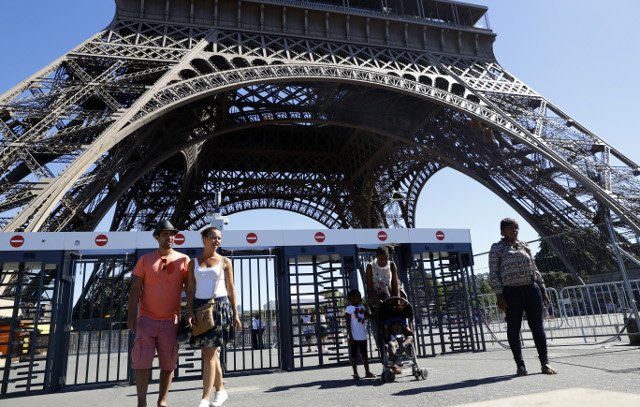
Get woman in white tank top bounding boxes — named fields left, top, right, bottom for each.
left=193, top=256, right=228, bottom=299
left=186, top=227, right=241, bottom=407
left=365, top=245, right=400, bottom=310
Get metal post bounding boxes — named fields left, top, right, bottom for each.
left=1, top=262, right=25, bottom=395
left=605, top=217, right=640, bottom=336
left=47, top=251, right=75, bottom=392
left=277, top=249, right=293, bottom=371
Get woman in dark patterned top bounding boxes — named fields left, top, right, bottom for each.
left=489, top=218, right=557, bottom=376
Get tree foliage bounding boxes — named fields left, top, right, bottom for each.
left=477, top=276, right=493, bottom=294
left=534, top=237, right=604, bottom=287
left=540, top=271, right=580, bottom=289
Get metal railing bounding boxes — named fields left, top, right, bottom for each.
left=478, top=279, right=640, bottom=346
left=473, top=218, right=640, bottom=345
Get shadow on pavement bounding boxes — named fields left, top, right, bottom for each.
left=267, top=377, right=385, bottom=392
left=393, top=375, right=514, bottom=396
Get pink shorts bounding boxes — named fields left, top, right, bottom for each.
left=131, top=316, right=179, bottom=371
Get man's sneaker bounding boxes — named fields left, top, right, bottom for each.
left=211, top=390, right=228, bottom=407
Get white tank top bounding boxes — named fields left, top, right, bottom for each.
left=194, top=257, right=228, bottom=299
left=370, top=259, right=392, bottom=289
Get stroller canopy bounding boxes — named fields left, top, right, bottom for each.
left=376, top=296, right=414, bottom=326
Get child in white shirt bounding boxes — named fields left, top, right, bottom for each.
left=345, top=289, right=376, bottom=379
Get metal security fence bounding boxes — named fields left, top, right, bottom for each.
left=473, top=219, right=640, bottom=345
left=478, top=280, right=640, bottom=345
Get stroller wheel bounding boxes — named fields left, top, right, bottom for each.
left=412, top=366, right=420, bottom=380
left=382, top=370, right=396, bottom=383
left=420, top=368, right=429, bottom=380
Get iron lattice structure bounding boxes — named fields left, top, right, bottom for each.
left=1, top=0, right=640, bottom=267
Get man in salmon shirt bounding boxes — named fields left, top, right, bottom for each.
left=128, top=220, right=190, bottom=407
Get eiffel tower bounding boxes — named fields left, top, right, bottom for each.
left=1, top=1, right=639, bottom=252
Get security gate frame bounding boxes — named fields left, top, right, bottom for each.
left=1, top=228, right=480, bottom=398
left=401, top=243, right=485, bottom=356
left=282, top=245, right=356, bottom=370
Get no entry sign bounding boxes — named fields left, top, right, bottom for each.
left=10, top=235, right=24, bottom=248
left=314, top=232, right=325, bottom=243
left=377, top=231, right=388, bottom=241
left=246, top=233, right=258, bottom=244
left=174, top=233, right=185, bottom=245
left=436, top=231, right=445, bottom=241
left=95, top=234, right=109, bottom=246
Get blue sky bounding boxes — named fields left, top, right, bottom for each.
left=1, top=0, right=639, bottom=254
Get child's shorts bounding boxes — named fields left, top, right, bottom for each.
left=350, top=340, right=367, bottom=357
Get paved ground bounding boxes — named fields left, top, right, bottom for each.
left=7, top=342, right=640, bottom=407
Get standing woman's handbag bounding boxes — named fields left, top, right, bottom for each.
left=192, top=260, right=223, bottom=337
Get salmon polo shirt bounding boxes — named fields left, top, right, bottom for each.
left=133, top=250, right=190, bottom=321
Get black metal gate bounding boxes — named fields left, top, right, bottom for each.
left=159, top=250, right=283, bottom=383
left=0, top=251, right=67, bottom=396
left=1, top=248, right=285, bottom=397
left=220, top=252, right=281, bottom=372
left=66, top=255, right=133, bottom=387
left=133, top=250, right=284, bottom=384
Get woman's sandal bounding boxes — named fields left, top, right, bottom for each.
left=541, top=364, right=558, bottom=375
left=364, top=372, right=377, bottom=379
left=516, top=365, right=528, bottom=376
left=352, top=373, right=361, bottom=380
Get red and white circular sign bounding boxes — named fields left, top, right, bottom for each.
left=377, top=231, right=388, bottom=241
left=436, top=231, right=445, bottom=241
left=174, top=233, right=185, bottom=245
left=10, top=235, right=24, bottom=248
left=246, top=233, right=258, bottom=244
left=314, top=232, right=326, bottom=243
left=95, top=234, right=109, bottom=246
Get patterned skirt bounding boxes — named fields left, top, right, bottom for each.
left=191, top=296, right=235, bottom=348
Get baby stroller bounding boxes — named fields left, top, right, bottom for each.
left=375, top=297, right=428, bottom=383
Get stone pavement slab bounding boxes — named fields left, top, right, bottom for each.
left=452, top=388, right=640, bottom=407
left=6, top=343, right=639, bottom=407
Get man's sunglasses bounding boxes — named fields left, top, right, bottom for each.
left=161, top=257, right=167, bottom=270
